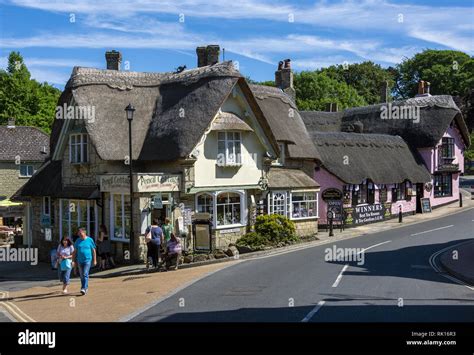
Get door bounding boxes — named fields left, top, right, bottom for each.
left=416, top=183, right=424, bottom=213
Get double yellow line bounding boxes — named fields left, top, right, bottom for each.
left=0, top=291, right=36, bottom=322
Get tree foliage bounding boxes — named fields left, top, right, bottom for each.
left=0, top=51, right=61, bottom=133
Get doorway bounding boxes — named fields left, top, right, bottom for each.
left=416, top=183, right=424, bottom=213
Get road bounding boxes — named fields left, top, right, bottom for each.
left=131, top=208, right=474, bottom=322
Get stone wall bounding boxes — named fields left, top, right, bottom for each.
left=294, top=219, right=318, bottom=237
left=215, top=226, right=246, bottom=249
left=0, top=162, right=43, bottom=199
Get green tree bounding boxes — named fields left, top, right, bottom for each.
left=318, top=61, right=395, bottom=104
left=0, top=51, right=61, bottom=133
left=294, top=71, right=367, bottom=111
left=394, top=49, right=474, bottom=99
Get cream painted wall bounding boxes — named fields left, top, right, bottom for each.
left=194, top=84, right=273, bottom=188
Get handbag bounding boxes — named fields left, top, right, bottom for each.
left=145, top=227, right=152, bottom=243
left=60, top=258, right=72, bottom=271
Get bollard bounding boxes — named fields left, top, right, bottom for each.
left=460, top=192, right=463, bottom=207
left=329, top=218, right=334, bottom=237
left=398, top=205, right=402, bottom=223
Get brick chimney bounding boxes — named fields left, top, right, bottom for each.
left=105, top=50, right=122, bottom=70
left=416, top=80, right=431, bottom=97
left=275, top=59, right=295, bottom=102
left=196, top=45, right=220, bottom=67
left=380, top=81, right=389, bottom=103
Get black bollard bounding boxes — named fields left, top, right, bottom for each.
left=398, top=206, right=402, bottom=223
left=459, top=192, right=463, bottom=207
left=329, top=218, right=334, bottom=237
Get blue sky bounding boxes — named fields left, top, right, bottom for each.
left=0, top=0, right=473, bottom=89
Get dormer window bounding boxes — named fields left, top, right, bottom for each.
left=217, top=132, right=241, bottom=167
left=440, top=137, right=455, bottom=160
left=69, top=133, right=88, bottom=164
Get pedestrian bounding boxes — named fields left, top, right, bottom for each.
left=162, top=218, right=172, bottom=249
left=72, top=227, right=97, bottom=295
left=165, top=233, right=182, bottom=271
left=144, top=219, right=163, bottom=269
left=97, top=224, right=115, bottom=270
left=57, top=236, right=74, bottom=294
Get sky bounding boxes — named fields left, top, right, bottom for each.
left=0, top=0, right=473, bottom=89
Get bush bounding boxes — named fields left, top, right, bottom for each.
left=236, top=215, right=299, bottom=249
left=236, top=232, right=267, bottom=250
left=254, top=214, right=297, bottom=245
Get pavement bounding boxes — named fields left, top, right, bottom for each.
left=1, top=193, right=473, bottom=322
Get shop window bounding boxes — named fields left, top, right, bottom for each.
left=367, top=181, right=375, bottom=204
left=43, top=196, right=51, bottom=216
left=269, top=191, right=289, bottom=217
left=392, top=184, right=400, bottom=202
left=111, top=194, right=131, bottom=240
left=196, top=193, right=214, bottom=221
left=60, top=199, right=97, bottom=240
left=217, top=132, right=241, bottom=166
left=19, top=165, right=34, bottom=177
left=434, top=174, right=452, bottom=197
left=351, top=185, right=359, bottom=207
left=291, top=192, right=317, bottom=219
left=69, top=133, right=89, bottom=164
left=216, top=192, right=242, bottom=226
left=404, top=181, right=412, bottom=201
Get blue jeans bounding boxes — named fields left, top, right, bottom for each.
left=58, top=268, right=72, bottom=285
left=78, top=261, right=91, bottom=290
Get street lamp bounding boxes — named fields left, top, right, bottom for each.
left=125, top=104, right=135, bottom=262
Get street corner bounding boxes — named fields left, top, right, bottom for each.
left=438, top=239, right=474, bottom=286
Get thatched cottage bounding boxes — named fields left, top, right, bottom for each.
left=15, top=46, right=320, bottom=261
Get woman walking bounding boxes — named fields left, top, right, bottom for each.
left=97, top=225, right=115, bottom=270
left=145, top=219, right=163, bottom=269
left=57, top=236, right=74, bottom=294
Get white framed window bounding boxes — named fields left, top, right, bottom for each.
left=19, top=165, right=34, bottom=177
left=291, top=191, right=317, bottom=219
left=42, top=196, right=51, bottom=216
left=269, top=191, right=289, bottom=216
left=59, top=199, right=97, bottom=241
left=196, top=193, right=214, bottom=222
left=216, top=192, right=242, bottom=226
left=69, top=133, right=89, bottom=164
left=217, top=132, right=241, bottom=166
left=273, top=143, right=285, bottom=166
left=110, top=194, right=131, bottom=241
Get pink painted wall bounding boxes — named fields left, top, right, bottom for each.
left=314, top=167, right=344, bottom=225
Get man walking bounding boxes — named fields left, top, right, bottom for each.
left=72, top=227, right=97, bottom=295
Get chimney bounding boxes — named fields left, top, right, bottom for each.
left=415, top=80, right=432, bottom=97
left=325, top=103, right=338, bottom=112
left=196, top=45, right=220, bottom=67
left=105, top=50, right=122, bottom=70
left=380, top=81, right=389, bottom=103
left=7, top=118, right=15, bottom=129
left=275, top=59, right=295, bottom=102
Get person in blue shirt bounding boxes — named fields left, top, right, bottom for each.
left=72, top=227, right=97, bottom=295
left=145, top=219, right=163, bottom=269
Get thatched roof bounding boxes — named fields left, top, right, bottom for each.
left=302, top=96, right=470, bottom=148
left=51, top=61, right=244, bottom=161
left=250, top=85, right=320, bottom=160
left=267, top=167, right=320, bottom=189
left=12, top=160, right=97, bottom=200
left=311, top=132, right=431, bottom=184
left=0, top=126, right=49, bottom=161
left=211, top=112, right=253, bottom=131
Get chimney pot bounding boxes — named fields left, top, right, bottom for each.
left=380, top=81, right=389, bottom=103
left=105, top=50, right=122, bottom=70
left=275, top=59, right=295, bottom=102
left=417, top=80, right=425, bottom=95
left=196, top=45, right=220, bottom=67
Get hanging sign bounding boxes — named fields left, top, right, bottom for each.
left=322, top=188, right=343, bottom=201
left=136, top=174, right=180, bottom=193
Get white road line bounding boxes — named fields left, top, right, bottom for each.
left=332, top=264, right=349, bottom=288
left=357, top=240, right=392, bottom=254
left=411, top=225, right=454, bottom=236
left=301, top=300, right=325, bottom=322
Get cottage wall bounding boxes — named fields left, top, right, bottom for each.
left=0, top=162, right=43, bottom=199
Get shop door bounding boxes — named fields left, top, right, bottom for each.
left=416, top=183, right=424, bottom=213
left=151, top=207, right=168, bottom=225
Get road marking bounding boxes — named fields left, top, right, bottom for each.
left=429, top=242, right=474, bottom=291
left=332, top=264, right=349, bottom=287
left=410, top=264, right=431, bottom=269
left=0, top=290, right=36, bottom=322
left=301, top=300, right=325, bottom=322
left=357, top=240, right=392, bottom=254
left=410, top=225, right=454, bottom=236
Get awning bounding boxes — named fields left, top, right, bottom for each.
left=267, top=168, right=320, bottom=190
left=0, top=199, right=24, bottom=217
left=187, top=184, right=262, bottom=194
left=210, top=112, right=254, bottom=132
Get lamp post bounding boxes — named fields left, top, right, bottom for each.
left=125, top=104, right=135, bottom=263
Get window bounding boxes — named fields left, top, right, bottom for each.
left=19, top=165, right=34, bottom=177
left=291, top=192, right=317, bottom=219
left=59, top=199, right=97, bottom=240
left=69, top=133, right=89, bottom=164
left=404, top=180, right=412, bottom=201
left=216, top=192, right=241, bottom=226
left=434, top=174, right=452, bottom=197
left=392, top=184, right=401, bottom=202
left=111, top=194, right=131, bottom=240
left=197, top=193, right=214, bottom=222
left=351, top=185, right=359, bottom=206
left=43, top=196, right=51, bottom=216
left=217, top=132, right=241, bottom=166
left=273, top=143, right=285, bottom=165
left=440, top=138, right=455, bottom=159
left=269, top=191, right=288, bottom=216
left=379, top=185, right=388, bottom=203
left=367, top=181, right=375, bottom=204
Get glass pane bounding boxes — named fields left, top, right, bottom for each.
left=123, top=195, right=131, bottom=239
left=20, top=165, right=26, bottom=176
left=83, top=141, right=88, bottom=162
left=114, top=195, right=123, bottom=238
